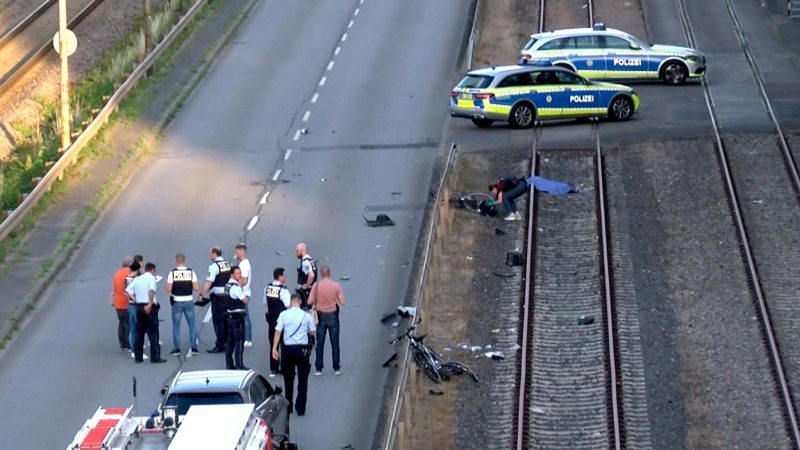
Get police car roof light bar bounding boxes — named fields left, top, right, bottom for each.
left=593, top=23, right=606, bottom=30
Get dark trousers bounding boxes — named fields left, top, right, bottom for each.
left=503, top=180, right=529, bottom=214
left=134, top=304, right=160, bottom=362
left=225, top=313, right=246, bottom=370
left=282, top=345, right=311, bottom=415
left=211, top=295, right=227, bottom=350
left=266, top=313, right=281, bottom=373
left=115, top=308, right=130, bottom=350
left=315, top=312, right=340, bottom=371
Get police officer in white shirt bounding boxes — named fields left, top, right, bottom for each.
left=234, top=244, right=253, bottom=348
left=199, top=247, right=231, bottom=353
left=165, top=253, right=199, bottom=356
left=272, top=294, right=316, bottom=416
left=295, top=243, right=317, bottom=310
left=125, top=262, right=166, bottom=363
left=224, top=266, right=249, bottom=370
left=264, top=267, right=291, bottom=376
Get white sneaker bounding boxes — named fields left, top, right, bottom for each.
left=244, top=341, right=253, bottom=348
left=131, top=352, right=149, bottom=360
left=334, top=370, right=342, bottom=376
left=514, top=211, right=522, bottom=220
left=268, top=373, right=276, bottom=378
left=503, top=213, right=516, bottom=221
left=314, top=371, right=322, bottom=376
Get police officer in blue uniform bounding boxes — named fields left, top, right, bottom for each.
left=264, top=267, right=291, bottom=376
left=224, top=266, right=248, bottom=370
left=199, top=247, right=231, bottom=353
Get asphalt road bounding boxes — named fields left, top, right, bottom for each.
left=0, top=0, right=468, bottom=448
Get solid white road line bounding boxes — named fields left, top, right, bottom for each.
left=260, top=192, right=270, bottom=205
left=272, top=169, right=282, bottom=181
left=293, top=129, right=302, bottom=140
left=302, top=111, right=311, bottom=122
left=319, top=76, right=327, bottom=86
left=311, top=93, right=319, bottom=103
left=327, top=60, right=335, bottom=71
left=284, top=149, right=292, bottom=160
left=247, top=215, right=259, bottom=231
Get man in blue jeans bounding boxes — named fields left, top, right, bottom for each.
left=490, top=176, right=530, bottom=221
left=165, top=253, right=200, bottom=356
left=307, top=266, right=345, bottom=376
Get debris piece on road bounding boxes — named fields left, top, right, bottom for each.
left=321, top=177, right=326, bottom=182
left=495, top=227, right=506, bottom=236
left=382, top=352, right=397, bottom=367
left=577, top=315, right=595, bottom=325
left=506, top=251, right=524, bottom=266
left=485, top=351, right=505, bottom=360
left=391, top=191, right=402, bottom=195
left=511, top=343, right=521, bottom=351
left=752, top=199, right=764, bottom=204
left=492, top=271, right=514, bottom=278
left=300, top=128, right=309, bottom=135
left=339, top=276, right=351, bottom=281
left=428, top=389, right=445, bottom=396
left=397, top=306, right=416, bottom=318
left=491, top=329, right=500, bottom=334
left=341, top=444, right=354, bottom=449
left=391, top=321, right=399, bottom=328
left=532, top=406, right=546, bottom=414
left=466, top=256, right=474, bottom=261
left=380, top=312, right=397, bottom=324
left=364, top=214, right=396, bottom=227
left=470, top=345, right=483, bottom=352
left=275, top=250, right=285, bottom=255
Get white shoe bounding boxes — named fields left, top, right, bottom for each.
left=334, top=370, right=342, bottom=376
left=514, top=211, right=522, bottom=220
left=268, top=373, right=276, bottom=378
left=314, top=371, right=322, bottom=376
left=503, top=213, right=516, bottom=221
left=244, top=341, right=253, bottom=348
left=131, top=352, right=149, bottom=360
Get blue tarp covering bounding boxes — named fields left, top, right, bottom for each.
left=526, top=176, right=577, bottom=195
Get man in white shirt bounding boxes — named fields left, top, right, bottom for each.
left=272, top=294, right=316, bottom=416
left=125, top=262, right=166, bottom=363
left=234, top=244, right=253, bottom=348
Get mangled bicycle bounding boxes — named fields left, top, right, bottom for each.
left=390, top=319, right=479, bottom=384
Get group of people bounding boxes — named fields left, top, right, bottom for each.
left=109, top=242, right=346, bottom=416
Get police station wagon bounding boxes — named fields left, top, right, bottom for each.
left=519, top=24, right=706, bottom=85
left=449, top=65, right=639, bottom=128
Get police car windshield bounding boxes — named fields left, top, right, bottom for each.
left=457, top=75, right=494, bottom=89
left=165, top=392, right=245, bottom=416
left=523, top=38, right=537, bottom=50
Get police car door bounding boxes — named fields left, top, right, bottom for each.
left=554, top=70, right=600, bottom=118
left=573, top=35, right=606, bottom=78
left=603, top=35, right=648, bottom=79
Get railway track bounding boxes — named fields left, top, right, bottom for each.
left=675, top=0, right=800, bottom=446
left=0, top=0, right=106, bottom=99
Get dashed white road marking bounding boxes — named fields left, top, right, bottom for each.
left=348, top=19, right=354, bottom=29
left=293, top=129, right=302, bottom=140
left=319, top=76, right=327, bottom=86
left=284, top=149, right=292, bottom=160
left=260, top=192, right=270, bottom=205
left=341, top=33, right=347, bottom=42
left=360, top=0, right=363, bottom=4
left=302, top=111, right=311, bottom=122
left=272, top=169, right=282, bottom=181
left=311, top=93, right=319, bottom=103
left=203, top=308, right=212, bottom=323
left=335, top=46, right=341, bottom=56
left=354, top=8, right=359, bottom=15
left=327, top=60, right=335, bottom=71
left=247, top=215, right=259, bottom=231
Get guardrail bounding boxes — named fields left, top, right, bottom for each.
left=0, top=0, right=209, bottom=242
left=466, top=0, right=481, bottom=70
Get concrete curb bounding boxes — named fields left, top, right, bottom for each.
left=0, top=0, right=260, bottom=356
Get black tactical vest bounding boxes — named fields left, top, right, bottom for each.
left=212, top=259, right=231, bottom=288
left=265, top=283, right=287, bottom=315
left=170, top=268, right=194, bottom=296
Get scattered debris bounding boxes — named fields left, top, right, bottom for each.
left=380, top=312, right=397, bottom=324
left=275, top=250, right=285, bottom=255
left=391, top=321, right=399, bottom=328
left=495, top=227, right=506, bottom=236
left=341, top=444, right=354, bottom=449
left=382, top=352, right=397, bottom=367
left=470, top=345, right=482, bottom=352
left=532, top=406, right=546, bottom=414
left=300, top=128, right=309, bottom=135
left=492, top=271, right=514, bottom=278
left=364, top=214, right=396, bottom=227
left=321, top=177, right=326, bottom=182
left=491, top=329, right=500, bottom=334
left=391, top=191, right=402, bottom=195
left=752, top=199, right=764, bottom=204
left=339, top=276, right=351, bottom=281
left=506, top=252, right=524, bottom=266
left=428, top=389, right=445, bottom=396
left=397, top=306, right=416, bottom=318
left=485, top=351, right=505, bottom=360
left=485, top=344, right=492, bottom=349
left=466, top=256, right=474, bottom=261
left=511, top=343, right=521, bottom=351
left=577, top=315, right=595, bottom=325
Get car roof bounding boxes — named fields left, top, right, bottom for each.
left=168, top=370, right=255, bottom=394
left=530, top=27, right=629, bottom=39
left=467, top=65, right=567, bottom=77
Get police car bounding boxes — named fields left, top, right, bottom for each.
left=519, top=24, right=706, bottom=85
left=449, top=64, right=639, bottom=128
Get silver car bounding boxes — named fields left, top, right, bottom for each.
left=519, top=23, right=706, bottom=85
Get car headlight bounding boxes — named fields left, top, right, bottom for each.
left=686, top=54, right=701, bottom=62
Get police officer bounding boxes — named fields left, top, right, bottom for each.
left=224, top=266, right=249, bottom=370
left=264, top=267, right=291, bottom=377
left=272, top=294, right=316, bottom=416
left=165, top=253, right=199, bottom=356
left=125, top=262, right=166, bottom=363
left=199, top=247, right=231, bottom=353
left=125, top=260, right=145, bottom=360
left=295, top=243, right=317, bottom=309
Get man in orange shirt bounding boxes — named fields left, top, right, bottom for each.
left=111, top=256, right=134, bottom=352
left=307, top=265, right=345, bottom=376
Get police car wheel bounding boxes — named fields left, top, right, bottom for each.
left=509, top=103, right=535, bottom=129
left=471, top=118, right=494, bottom=128
left=609, top=96, right=633, bottom=121
left=661, top=61, right=688, bottom=85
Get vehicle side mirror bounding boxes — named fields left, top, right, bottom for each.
left=629, top=43, right=641, bottom=50
left=160, top=387, right=168, bottom=395
left=274, top=386, right=282, bottom=396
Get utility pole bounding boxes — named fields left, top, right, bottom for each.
left=58, top=0, right=70, bottom=150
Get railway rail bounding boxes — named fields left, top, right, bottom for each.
left=675, top=0, right=800, bottom=446
left=0, top=0, right=106, bottom=98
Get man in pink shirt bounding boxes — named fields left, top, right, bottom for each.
left=308, top=266, right=345, bottom=375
